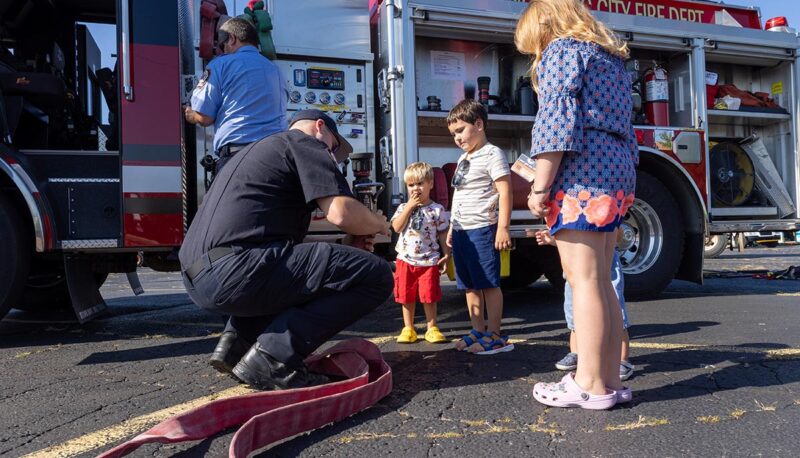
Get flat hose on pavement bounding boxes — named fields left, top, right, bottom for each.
left=98, top=339, right=392, bottom=457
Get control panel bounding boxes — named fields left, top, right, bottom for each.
left=276, top=60, right=367, bottom=114
left=275, top=59, right=370, bottom=160
left=307, top=68, right=345, bottom=91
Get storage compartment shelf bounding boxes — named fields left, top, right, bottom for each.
left=417, top=110, right=536, bottom=123
left=708, top=109, right=790, bottom=126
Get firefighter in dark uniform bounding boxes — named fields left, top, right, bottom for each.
left=184, top=17, right=287, bottom=173
left=179, top=110, right=392, bottom=390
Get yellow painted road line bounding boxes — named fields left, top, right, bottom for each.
left=369, top=336, right=710, bottom=351
left=21, top=385, right=255, bottom=458
left=765, top=348, right=800, bottom=359
left=629, top=342, right=705, bottom=350
left=367, top=336, right=396, bottom=346
left=521, top=339, right=705, bottom=350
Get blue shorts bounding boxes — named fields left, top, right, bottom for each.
left=564, top=251, right=629, bottom=330
left=452, top=224, right=500, bottom=290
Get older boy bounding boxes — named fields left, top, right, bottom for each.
left=446, top=100, right=514, bottom=354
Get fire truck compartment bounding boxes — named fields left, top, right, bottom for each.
left=706, top=57, right=798, bottom=222
left=23, top=151, right=121, bottom=243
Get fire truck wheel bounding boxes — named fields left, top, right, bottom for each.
left=501, top=249, right=543, bottom=289
left=543, top=266, right=566, bottom=292
left=533, top=244, right=566, bottom=291
left=0, top=194, right=32, bottom=319
left=704, top=233, right=730, bottom=259
left=18, top=268, right=108, bottom=312
left=619, top=171, right=684, bottom=298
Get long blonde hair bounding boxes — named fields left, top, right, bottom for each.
left=514, top=0, right=629, bottom=92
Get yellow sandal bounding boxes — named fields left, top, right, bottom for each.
left=397, top=326, right=418, bottom=343
left=424, top=326, right=447, bottom=343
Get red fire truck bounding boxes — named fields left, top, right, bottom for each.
left=1, top=0, right=798, bottom=322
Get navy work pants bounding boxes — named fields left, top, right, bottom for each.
left=182, top=240, right=393, bottom=368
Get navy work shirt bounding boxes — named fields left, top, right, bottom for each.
left=179, top=130, right=352, bottom=268
left=191, top=45, right=288, bottom=152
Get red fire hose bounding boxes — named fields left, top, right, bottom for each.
left=97, top=339, right=392, bottom=457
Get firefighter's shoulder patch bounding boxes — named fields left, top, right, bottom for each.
left=196, top=69, right=211, bottom=90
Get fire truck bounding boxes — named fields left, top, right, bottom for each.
left=1, top=0, right=798, bottom=322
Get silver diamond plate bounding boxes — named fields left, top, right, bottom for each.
left=61, top=239, right=119, bottom=249
left=48, top=178, right=120, bottom=183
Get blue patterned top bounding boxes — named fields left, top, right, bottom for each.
left=530, top=38, right=639, bottom=233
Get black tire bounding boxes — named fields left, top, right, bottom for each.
left=506, top=243, right=564, bottom=291
left=704, top=233, right=730, bottom=259
left=501, top=250, right=543, bottom=289
left=619, top=171, right=684, bottom=298
left=543, top=266, right=566, bottom=292
left=18, top=265, right=108, bottom=312
left=536, top=245, right=566, bottom=291
left=0, top=194, right=31, bottom=319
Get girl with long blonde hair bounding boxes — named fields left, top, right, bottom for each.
left=516, top=0, right=639, bottom=410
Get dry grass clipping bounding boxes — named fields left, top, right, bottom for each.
left=697, top=415, right=721, bottom=424
left=605, top=416, right=669, bottom=431
left=730, top=408, right=746, bottom=420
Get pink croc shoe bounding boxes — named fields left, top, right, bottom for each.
left=532, top=373, right=617, bottom=410
left=611, top=386, right=633, bottom=403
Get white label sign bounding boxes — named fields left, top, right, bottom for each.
left=431, top=51, right=466, bottom=81
left=705, top=71, right=719, bottom=86
left=646, top=80, right=669, bottom=102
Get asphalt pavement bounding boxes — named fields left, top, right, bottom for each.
left=1, top=245, right=799, bottom=457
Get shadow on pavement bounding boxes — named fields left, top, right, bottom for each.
left=77, top=337, right=216, bottom=365
left=632, top=342, right=800, bottom=405
left=0, top=294, right=225, bottom=348
left=628, top=321, right=719, bottom=339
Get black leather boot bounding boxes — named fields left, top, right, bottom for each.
left=209, top=331, right=252, bottom=375
left=232, top=343, right=329, bottom=391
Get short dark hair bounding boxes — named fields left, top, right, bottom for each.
left=220, top=17, right=259, bottom=46
left=446, top=99, right=488, bottom=128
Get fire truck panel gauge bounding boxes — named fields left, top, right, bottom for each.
left=304, top=91, right=317, bottom=103
left=334, top=93, right=346, bottom=105
left=289, top=90, right=302, bottom=103
left=307, top=68, right=345, bottom=91
left=319, top=92, right=331, bottom=105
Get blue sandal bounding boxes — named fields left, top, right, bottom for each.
left=457, top=329, right=484, bottom=352
left=475, top=332, right=514, bottom=355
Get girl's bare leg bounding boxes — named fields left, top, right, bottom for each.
left=555, top=229, right=610, bottom=395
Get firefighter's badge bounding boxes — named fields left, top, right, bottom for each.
left=196, top=69, right=211, bottom=89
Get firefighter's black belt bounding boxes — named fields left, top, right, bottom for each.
left=185, top=246, right=234, bottom=280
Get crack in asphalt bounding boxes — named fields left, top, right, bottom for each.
left=3, top=380, right=169, bottom=455
left=8, top=404, right=104, bottom=452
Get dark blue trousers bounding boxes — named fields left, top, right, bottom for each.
left=183, top=240, right=393, bottom=368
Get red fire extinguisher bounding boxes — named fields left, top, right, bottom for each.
left=644, top=62, right=669, bottom=126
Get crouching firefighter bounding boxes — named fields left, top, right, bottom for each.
left=179, top=110, right=393, bottom=390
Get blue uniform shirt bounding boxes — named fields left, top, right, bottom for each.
left=191, top=45, right=287, bottom=153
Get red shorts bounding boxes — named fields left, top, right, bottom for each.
left=394, top=259, right=442, bottom=304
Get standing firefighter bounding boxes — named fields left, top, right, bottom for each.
left=184, top=17, right=287, bottom=174
left=179, top=110, right=393, bottom=390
